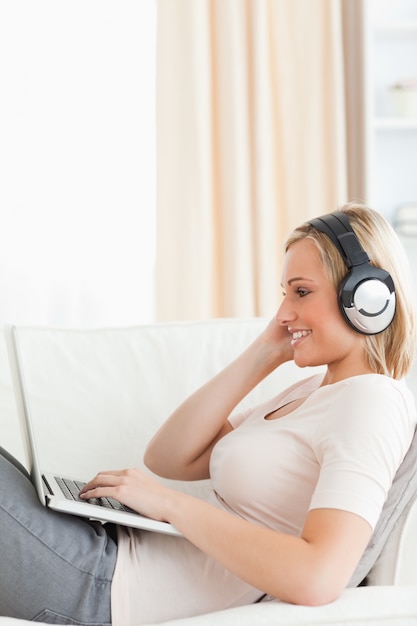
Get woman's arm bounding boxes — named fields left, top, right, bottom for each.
left=80, top=468, right=372, bottom=606
left=144, top=316, right=294, bottom=481
left=166, top=492, right=372, bottom=605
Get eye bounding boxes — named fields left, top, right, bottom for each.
left=296, top=287, right=310, bottom=297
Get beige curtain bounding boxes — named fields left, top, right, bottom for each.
left=156, top=0, right=353, bottom=321
left=341, top=0, right=367, bottom=203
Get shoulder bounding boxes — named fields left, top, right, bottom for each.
left=349, top=375, right=415, bottom=421
left=317, top=374, right=415, bottom=414
left=343, top=374, right=411, bottom=395
left=314, top=374, right=416, bottom=445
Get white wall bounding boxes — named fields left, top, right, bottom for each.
left=0, top=1, right=156, bottom=327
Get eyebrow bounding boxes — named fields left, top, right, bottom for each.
left=287, top=277, right=316, bottom=285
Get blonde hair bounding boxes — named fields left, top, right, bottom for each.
left=285, top=202, right=417, bottom=379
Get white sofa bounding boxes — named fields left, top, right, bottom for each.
left=1, top=317, right=417, bottom=626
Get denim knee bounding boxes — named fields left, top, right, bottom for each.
left=0, top=449, right=117, bottom=624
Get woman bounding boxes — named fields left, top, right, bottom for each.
left=1, top=203, right=416, bottom=625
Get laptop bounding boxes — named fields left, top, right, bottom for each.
left=4, top=324, right=182, bottom=537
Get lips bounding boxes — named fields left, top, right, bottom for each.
left=290, top=329, right=311, bottom=346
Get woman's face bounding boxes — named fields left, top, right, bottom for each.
left=277, top=238, right=370, bottom=382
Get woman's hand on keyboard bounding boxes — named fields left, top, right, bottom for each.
left=79, top=468, right=176, bottom=522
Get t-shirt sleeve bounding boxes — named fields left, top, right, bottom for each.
left=309, top=377, right=415, bottom=530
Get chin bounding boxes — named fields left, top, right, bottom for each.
left=293, top=353, right=324, bottom=369
left=293, top=356, right=310, bottom=368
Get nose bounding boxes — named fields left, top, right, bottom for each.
left=275, top=296, right=297, bottom=326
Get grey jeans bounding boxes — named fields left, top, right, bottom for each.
left=0, top=447, right=117, bottom=625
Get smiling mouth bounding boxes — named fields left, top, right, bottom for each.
left=291, top=330, right=311, bottom=346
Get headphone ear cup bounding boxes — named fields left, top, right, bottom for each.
left=339, top=266, right=396, bottom=335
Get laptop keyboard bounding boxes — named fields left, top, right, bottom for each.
left=54, top=476, right=131, bottom=512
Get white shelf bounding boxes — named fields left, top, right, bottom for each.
left=374, top=20, right=417, bottom=36
left=374, top=117, right=417, bottom=129
left=364, top=1, right=417, bottom=222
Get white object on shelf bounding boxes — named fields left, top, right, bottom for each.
left=388, top=81, right=417, bottom=118
left=394, top=204, right=417, bottom=237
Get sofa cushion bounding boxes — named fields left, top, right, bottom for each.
left=0, top=320, right=317, bottom=480
left=349, top=427, right=417, bottom=586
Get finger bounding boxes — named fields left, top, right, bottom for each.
left=79, top=484, right=119, bottom=500
left=79, top=470, right=124, bottom=495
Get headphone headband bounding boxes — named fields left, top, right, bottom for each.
left=308, top=213, right=369, bottom=268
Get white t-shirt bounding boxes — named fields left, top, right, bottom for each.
left=111, top=374, right=416, bottom=626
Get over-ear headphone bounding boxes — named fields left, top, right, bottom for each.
left=308, top=212, right=396, bottom=335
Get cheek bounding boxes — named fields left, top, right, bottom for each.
left=315, top=299, right=357, bottom=343
left=323, top=315, right=361, bottom=352
left=315, top=297, right=343, bottom=326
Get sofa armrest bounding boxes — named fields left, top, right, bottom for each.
left=0, top=586, right=416, bottom=626
left=147, top=586, right=417, bottom=626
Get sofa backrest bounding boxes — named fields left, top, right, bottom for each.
left=0, top=319, right=319, bottom=478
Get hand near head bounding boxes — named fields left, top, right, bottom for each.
left=258, top=313, right=294, bottom=368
